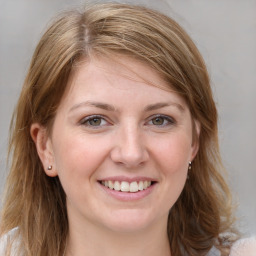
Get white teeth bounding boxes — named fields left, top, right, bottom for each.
left=114, top=181, right=120, bottom=191
left=138, top=181, right=144, bottom=191
left=108, top=180, right=114, bottom=189
left=101, top=180, right=153, bottom=193
left=130, top=181, right=139, bottom=192
left=120, top=181, right=130, bottom=192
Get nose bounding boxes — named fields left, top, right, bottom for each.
left=110, top=125, right=149, bottom=168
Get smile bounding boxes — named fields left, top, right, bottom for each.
left=100, top=180, right=153, bottom=193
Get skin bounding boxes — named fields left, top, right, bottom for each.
left=31, top=56, right=199, bottom=256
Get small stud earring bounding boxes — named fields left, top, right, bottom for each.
left=47, top=165, right=52, bottom=170
left=187, top=162, right=192, bottom=180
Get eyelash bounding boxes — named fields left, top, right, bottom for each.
left=146, top=114, right=175, bottom=127
left=79, top=114, right=176, bottom=129
left=80, top=115, right=109, bottom=128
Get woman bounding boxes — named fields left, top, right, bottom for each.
left=0, top=2, right=255, bottom=256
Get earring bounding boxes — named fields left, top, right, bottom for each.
left=47, top=165, right=52, bottom=170
left=187, top=161, right=192, bottom=180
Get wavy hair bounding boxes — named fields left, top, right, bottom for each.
left=0, top=3, right=238, bottom=255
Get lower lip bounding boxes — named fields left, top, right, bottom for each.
left=98, top=182, right=156, bottom=201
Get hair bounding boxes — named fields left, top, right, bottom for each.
left=0, top=2, right=238, bottom=256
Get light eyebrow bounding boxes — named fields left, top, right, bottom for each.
left=69, top=101, right=116, bottom=112
left=144, top=102, right=185, bottom=112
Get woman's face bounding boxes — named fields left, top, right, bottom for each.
left=37, top=56, right=199, bottom=233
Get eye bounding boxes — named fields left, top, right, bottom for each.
left=147, top=115, right=175, bottom=127
left=80, top=115, right=108, bottom=127
left=152, top=116, right=165, bottom=125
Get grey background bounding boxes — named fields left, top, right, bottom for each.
left=0, top=0, right=255, bottom=235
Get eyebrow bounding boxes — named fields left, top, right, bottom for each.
left=144, top=102, right=185, bottom=112
left=69, top=101, right=116, bottom=112
left=69, top=101, right=185, bottom=113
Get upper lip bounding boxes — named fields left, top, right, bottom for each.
left=98, top=176, right=157, bottom=183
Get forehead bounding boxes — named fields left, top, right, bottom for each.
left=60, top=55, right=188, bottom=109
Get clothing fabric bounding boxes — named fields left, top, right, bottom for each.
left=0, top=228, right=255, bottom=255
left=230, top=237, right=256, bottom=256
left=0, top=228, right=20, bottom=255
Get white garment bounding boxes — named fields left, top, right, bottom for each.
left=0, top=228, right=255, bottom=255
left=0, top=228, right=20, bottom=255
left=230, top=237, right=256, bottom=256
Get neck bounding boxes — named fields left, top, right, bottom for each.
left=65, top=216, right=171, bottom=256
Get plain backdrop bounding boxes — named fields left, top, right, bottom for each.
left=0, top=0, right=255, bottom=235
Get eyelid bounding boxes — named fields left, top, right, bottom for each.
left=146, top=114, right=176, bottom=126
left=80, top=114, right=110, bottom=127
left=79, top=114, right=175, bottom=128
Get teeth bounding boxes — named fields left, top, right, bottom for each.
left=120, top=181, right=130, bottom=192
left=114, top=181, right=120, bottom=191
left=130, top=181, right=139, bottom=192
left=138, top=181, right=144, bottom=191
left=108, top=180, right=114, bottom=189
left=101, top=180, right=153, bottom=193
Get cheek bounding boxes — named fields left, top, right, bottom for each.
left=153, top=133, right=192, bottom=175
left=152, top=134, right=191, bottom=210
left=52, top=131, right=109, bottom=182
left=51, top=133, right=111, bottom=209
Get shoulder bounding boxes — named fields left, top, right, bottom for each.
left=0, top=227, right=20, bottom=255
left=206, top=237, right=256, bottom=256
left=230, top=236, right=256, bottom=256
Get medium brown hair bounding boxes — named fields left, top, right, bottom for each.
left=0, top=3, right=238, bottom=255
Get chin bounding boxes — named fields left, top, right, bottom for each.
left=100, top=209, right=161, bottom=233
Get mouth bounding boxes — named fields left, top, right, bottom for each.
left=98, top=180, right=156, bottom=193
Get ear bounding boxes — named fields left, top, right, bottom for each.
left=30, top=123, right=58, bottom=177
left=191, top=120, right=201, bottom=161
